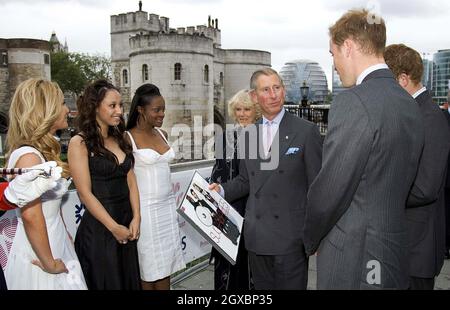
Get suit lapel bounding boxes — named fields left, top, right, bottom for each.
left=253, top=112, right=298, bottom=194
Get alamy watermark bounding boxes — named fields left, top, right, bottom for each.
left=366, top=0, right=382, bottom=25
left=169, top=117, right=280, bottom=171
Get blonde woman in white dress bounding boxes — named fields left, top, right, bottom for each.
left=4, top=79, right=87, bottom=290
left=126, top=84, right=185, bottom=290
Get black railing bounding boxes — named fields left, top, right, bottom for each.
left=284, top=104, right=330, bottom=135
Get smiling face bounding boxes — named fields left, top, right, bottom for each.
left=250, top=74, right=285, bottom=121
left=96, top=89, right=123, bottom=127
left=234, top=103, right=257, bottom=127
left=138, top=95, right=165, bottom=128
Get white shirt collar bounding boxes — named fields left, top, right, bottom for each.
left=263, top=108, right=285, bottom=125
left=412, top=87, right=427, bottom=99
left=356, top=63, right=389, bottom=85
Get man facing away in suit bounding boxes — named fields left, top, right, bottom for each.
left=384, top=43, right=450, bottom=290
left=303, top=9, right=425, bottom=289
left=210, top=68, right=323, bottom=290
left=443, top=102, right=450, bottom=258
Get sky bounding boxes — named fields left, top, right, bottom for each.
left=1, top=0, right=449, bottom=88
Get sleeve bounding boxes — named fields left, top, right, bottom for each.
left=0, top=182, right=16, bottom=211
left=303, top=91, right=373, bottom=255
left=407, top=106, right=450, bottom=207
left=304, top=123, right=323, bottom=189
left=222, top=158, right=250, bottom=203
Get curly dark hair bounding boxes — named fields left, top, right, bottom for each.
left=76, top=79, right=133, bottom=165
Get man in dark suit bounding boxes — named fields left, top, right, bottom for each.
left=443, top=104, right=450, bottom=258
left=303, top=10, right=424, bottom=289
left=384, top=44, right=450, bottom=290
left=210, top=68, right=322, bottom=289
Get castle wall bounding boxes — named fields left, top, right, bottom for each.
left=0, top=68, right=9, bottom=115
left=111, top=60, right=131, bottom=113
left=110, top=8, right=270, bottom=161
left=129, top=41, right=214, bottom=159
left=0, top=39, right=50, bottom=113
left=222, top=49, right=271, bottom=123
left=111, top=11, right=170, bottom=61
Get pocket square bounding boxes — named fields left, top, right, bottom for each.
left=285, top=147, right=301, bottom=155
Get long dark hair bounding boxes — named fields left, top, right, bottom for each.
left=76, top=79, right=133, bottom=165
left=126, top=83, right=162, bottom=130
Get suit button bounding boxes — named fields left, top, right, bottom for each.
left=279, top=170, right=284, bottom=174
left=273, top=194, right=278, bottom=199
left=251, top=171, right=255, bottom=176
left=274, top=215, right=279, bottom=219
left=256, top=215, right=261, bottom=220
left=255, top=194, right=260, bottom=199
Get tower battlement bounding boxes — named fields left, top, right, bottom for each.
left=111, top=11, right=170, bottom=34
left=111, top=9, right=221, bottom=47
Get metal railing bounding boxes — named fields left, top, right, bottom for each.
left=284, top=104, right=330, bottom=135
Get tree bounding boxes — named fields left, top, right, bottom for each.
left=51, top=52, right=111, bottom=96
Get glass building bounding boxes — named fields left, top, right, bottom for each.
left=280, top=60, right=328, bottom=104
left=432, top=49, right=450, bottom=105
left=422, top=58, right=433, bottom=91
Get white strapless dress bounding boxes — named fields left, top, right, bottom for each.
left=127, top=131, right=186, bottom=282
left=4, top=146, right=87, bottom=290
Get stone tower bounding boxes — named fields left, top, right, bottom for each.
left=0, top=38, right=51, bottom=115
left=111, top=3, right=271, bottom=161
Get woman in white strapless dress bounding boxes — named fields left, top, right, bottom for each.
left=126, top=84, right=185, bottom=290
left=4, top=79, right=86, bottom=290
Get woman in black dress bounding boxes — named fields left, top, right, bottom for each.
left=68, top=80, right=141, bottom=290
left=210, top=89, right=260, bottom=290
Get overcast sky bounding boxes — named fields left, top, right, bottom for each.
left=1, top=0, right=449, bottom=88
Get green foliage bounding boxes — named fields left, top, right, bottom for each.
left=51, top=52, right=112, bottom=95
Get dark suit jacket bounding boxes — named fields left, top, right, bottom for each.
left=406, top=91, right=450, bottom=279
left=443, top=109, right=450, bottom=189
left=303, top=69, right=424, bottom=289
left=223, top=111, right=322, bottom=255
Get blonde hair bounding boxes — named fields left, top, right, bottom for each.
left=6, top=78, right=69, bottom=177
left=227, top=89, right=262, bottom=123
left=329, top=9, right=386, bottom=56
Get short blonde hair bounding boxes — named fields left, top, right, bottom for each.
left=227, top=89, right=262, bottom=123
left=6, top=78, right=69, bottom=177
left=329, top=9, right=386, bottom=56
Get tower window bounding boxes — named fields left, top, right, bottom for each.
left=142, top=64, right=149, bottom=82
left=1, top=52, right=7, bottom=66
left=219, top=72, right=224, bottom=86
left=174, top=63, right=182, bottom=81
left=44, top=54, right=50, bottom=65
left=122, top=69, right=129, bottom=86
left=204, top=65, right=209, bottom=83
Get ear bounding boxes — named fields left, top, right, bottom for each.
left=342, top=39, right=353, bottom=58
left=249, top=89, right=258, bottom=103
left=398, top=73, right=409, bottom=88
left=137, top=105, right=144, bottom=114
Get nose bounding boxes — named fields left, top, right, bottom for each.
left=115, top=105, right=123, bottom=115
left=268, top=88, right=277, bottom=98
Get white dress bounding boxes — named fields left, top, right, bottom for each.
left=4, top=147, right=87, bottom=290
left=127, top=130, right=186, bottom=282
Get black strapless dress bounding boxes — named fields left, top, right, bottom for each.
left=75, top=154, right=141, bottom=290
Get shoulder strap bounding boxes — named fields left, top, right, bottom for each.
left=125, top=131, right=138, bottom=151
left=156, top=128, right=169, bottom=144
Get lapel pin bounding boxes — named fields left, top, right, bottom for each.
left=286, top=136, right=289, bottom=140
